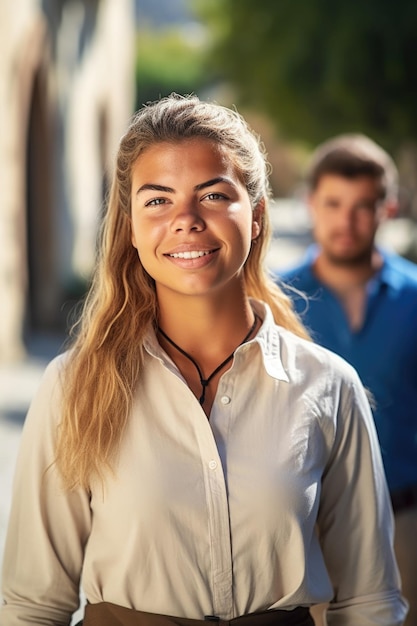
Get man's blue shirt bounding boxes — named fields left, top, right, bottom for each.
left=279, top=246, right=417, bottom=492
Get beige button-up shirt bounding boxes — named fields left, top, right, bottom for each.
left=1, top=302, right=408, bottom=625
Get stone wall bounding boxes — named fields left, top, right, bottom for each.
left=0, top=0, right=135, bottom=362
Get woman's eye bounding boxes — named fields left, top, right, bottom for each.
left=204, top=192, right=227, bottom=201
left=145, top=197, right=166, bottom=207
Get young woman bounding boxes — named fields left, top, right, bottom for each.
left=0, top=95, right=407, bottom=626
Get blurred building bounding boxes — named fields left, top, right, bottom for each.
left=0, top=0, right=135, bottom=362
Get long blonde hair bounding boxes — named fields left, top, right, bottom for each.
left=57, top=94, right=309, bottom=490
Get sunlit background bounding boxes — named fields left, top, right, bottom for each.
left=1, top=1, right=417, bottom=616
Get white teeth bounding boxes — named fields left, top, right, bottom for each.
left=169, top=251, right=211, bottom=259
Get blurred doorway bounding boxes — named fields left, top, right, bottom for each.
left=25, top=66, right=58, bottom=335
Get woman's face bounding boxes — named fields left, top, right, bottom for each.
left=130, top=138, right=261, bottom=303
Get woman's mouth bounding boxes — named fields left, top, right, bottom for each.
left=167, top=250, right=214, bottom=259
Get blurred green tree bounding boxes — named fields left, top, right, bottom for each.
left=195, top=0, right=417, bottom=150
left=135, top=26, right=208, bottom=108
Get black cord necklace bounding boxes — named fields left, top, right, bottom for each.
left=158, top=314, right=259, bottom=405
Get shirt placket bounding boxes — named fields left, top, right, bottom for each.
left=198, top=424, right=234, bottom=619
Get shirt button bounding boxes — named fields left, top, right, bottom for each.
left=220, top=395, right=231, bottom=405
left=209, top=460, right=217, bottom=470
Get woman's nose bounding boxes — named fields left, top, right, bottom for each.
left=170, top=202, right=205, bottom=233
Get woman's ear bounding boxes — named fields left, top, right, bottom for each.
left=251, top=199, right=265, bottom=240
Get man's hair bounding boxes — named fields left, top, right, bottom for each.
left=307, top=133, right=398, bottom=201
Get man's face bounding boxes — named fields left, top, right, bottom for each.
left=309, top=174, right=386, bottom=265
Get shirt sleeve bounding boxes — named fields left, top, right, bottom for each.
left=317, top=369, right=408, bottom=625
left=1, top=356, right=92, bottom=626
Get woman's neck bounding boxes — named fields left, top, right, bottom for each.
left=157, top=289, right=254, bottom=357
left=156, top=291, right=259, bottom=417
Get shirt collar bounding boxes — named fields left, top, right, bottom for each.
left=144, top=300, right=289, bottom=383
left=249, top=300, right=290, bottom=382
left=377, top=248, right=409, bottom=291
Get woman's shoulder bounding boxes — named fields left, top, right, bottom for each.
left=33, top=350, right=73, bottom=400
left=43, top=350, right=71, bottom=376
left=276, top=323, right=361, bottom=385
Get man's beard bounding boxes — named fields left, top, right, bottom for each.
left=324, top=247, right=373, bottom=267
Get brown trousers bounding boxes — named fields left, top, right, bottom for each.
left=80, top=603, right=314, bottom=626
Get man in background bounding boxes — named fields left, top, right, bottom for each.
left=279, top=134, right=417, bottom=625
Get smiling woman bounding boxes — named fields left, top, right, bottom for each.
left=0, top=94, right=408, bottom=626
left=130, top=138, right=259, bottom=307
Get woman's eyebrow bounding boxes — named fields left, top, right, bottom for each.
left=136, top=176, right=236, bottom=196
left=194, top=176, right=236, bottom=191
left=136, top=183, right=174, bottom=195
